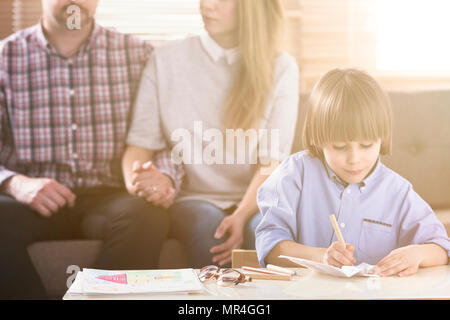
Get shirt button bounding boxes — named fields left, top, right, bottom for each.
left=72, top=153, right=78, bottom=159
left=69, top=89, right=75, bottom=96
left=71, top=123, right=77, bottom=130
left=340, top=222, right=345, bottom=228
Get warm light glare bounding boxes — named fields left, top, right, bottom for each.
left=377, top=0, right=450, bottom=73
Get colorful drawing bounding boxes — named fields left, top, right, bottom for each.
left=97, top=273, right=127, bottom=284
left=81, top=268, right=204, bottom=294
left=96, top=271, right=183, bottom=286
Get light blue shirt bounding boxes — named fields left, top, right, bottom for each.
left=255, top=151, right=450, bottom=267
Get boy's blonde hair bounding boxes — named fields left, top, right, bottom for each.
left=222, top=0, right=286, bottom=130
left=302, top=68, right=393, bottom=158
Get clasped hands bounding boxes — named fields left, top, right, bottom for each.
left=129, top=160, right=176, bottom=209
left=323, top=242, right=422, bottom=277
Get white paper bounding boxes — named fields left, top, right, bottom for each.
left=279, top=255, right=379, bottom=278
left=67, top=271, right=84, bottom=295
left=68, top=268, right=204, bottom=295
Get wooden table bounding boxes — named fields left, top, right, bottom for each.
left=63, top=265, right=450, bottom=300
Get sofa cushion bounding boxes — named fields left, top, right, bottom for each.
left=27, top=238, right=190, bottom=298
left=27, top=240, right=101, bottom=299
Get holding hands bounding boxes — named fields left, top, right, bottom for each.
left=130, top=160, right=176, bottom=209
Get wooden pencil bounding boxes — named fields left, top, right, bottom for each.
left=329, top=214, right=346, bottom=245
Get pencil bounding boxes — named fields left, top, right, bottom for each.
left=241, top=266, right=292, bottom=281
left=243, top=273, right=292, bottom=281
left=329, top=214, right=346, bottom=245
left=267, top=264, right=297, bottom=276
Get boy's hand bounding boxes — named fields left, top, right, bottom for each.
left=370, top=245, right=423, bottom=277
left=323, top=242, right=356, bottom=268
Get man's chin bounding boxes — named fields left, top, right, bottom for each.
left=59, top=17, right=94, bottom=31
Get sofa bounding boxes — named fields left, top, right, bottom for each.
left=27, top=90, right=450, bottom=298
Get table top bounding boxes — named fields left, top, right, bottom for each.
left=63, top=265, right=450, bottom=300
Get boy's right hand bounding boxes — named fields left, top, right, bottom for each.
left=323, top=242, right=356, bottom=268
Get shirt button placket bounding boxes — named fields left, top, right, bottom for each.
left=68, top=60, right=80, bottom=187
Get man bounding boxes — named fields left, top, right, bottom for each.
left=0, top=0, right=181, bottom=299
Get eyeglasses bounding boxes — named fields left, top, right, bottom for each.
left=198, top=265, right=252, bottom=287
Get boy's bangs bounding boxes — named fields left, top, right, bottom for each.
left=323, top=101, right=382, bottom=145
left=303, top=68, right=393, bottom=156
left=314, top=89, right=384, bottom=147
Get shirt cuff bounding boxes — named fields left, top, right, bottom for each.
left=0, top=167, right=17, bottom=189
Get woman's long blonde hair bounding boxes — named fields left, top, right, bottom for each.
left=222, top=0, right=286, bottom=130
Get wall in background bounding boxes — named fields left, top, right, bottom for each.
left=1, top=0, right=449, bottom=91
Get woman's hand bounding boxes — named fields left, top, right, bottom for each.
left=131, top=161, right=176, bottom=209
left=210, top=213, right=247, bottom=266
left=370, top=245, right=423, bottom=277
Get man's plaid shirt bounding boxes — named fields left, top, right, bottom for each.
left=0, top=23, right=183, bottom=191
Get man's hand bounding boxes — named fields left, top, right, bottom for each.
left=131, top=161, right=176, bottom=209
left=2, top=174, right=76, bottom=218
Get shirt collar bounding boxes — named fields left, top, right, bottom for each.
left=322, top=157, right=383, bottom=193
left=35, top=20, right=102, bottom=57
left=200, top=32, right=239, bottom=65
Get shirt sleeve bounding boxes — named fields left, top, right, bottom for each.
left=126, top=52, right=168, bottom=150
left=255, top=155, right=303, bottom=267
left=152, top=149, right=184, bottom=196
left=0, top=51, right=17, bottom=188
left=258, top=54, right=299, bottom=165
left=398, top=184, right=450, bottom=259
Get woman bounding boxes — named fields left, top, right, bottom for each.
left=122, top=0, right=299, bottom=268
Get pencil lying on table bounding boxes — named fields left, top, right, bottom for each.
left=267, top=264, right=297, bottom=276
left=242, top=266, right=293, bottom=281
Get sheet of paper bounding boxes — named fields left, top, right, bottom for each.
left=67, top=271, right=84, bottom=295
left=70, top=268, right=204, bottom=295
left=279, top=255, right=378, bottom=278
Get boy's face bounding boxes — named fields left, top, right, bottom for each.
left=322, top=139, right=381, bottom=184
